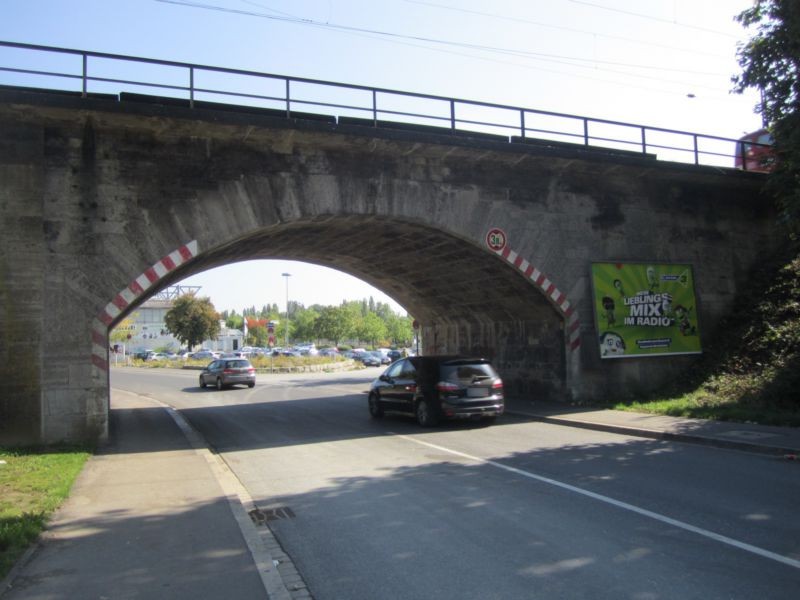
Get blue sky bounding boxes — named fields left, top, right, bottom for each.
left=1, top=0, right=762, bottom=314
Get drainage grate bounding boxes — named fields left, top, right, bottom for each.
left=249, top=506, right=296, bottom=526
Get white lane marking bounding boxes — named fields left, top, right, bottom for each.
left=394, top=433, right=800, bottom=571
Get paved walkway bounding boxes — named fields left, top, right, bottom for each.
left=2, top=393, right=798, bottom=599
left=1, top=392, right=294, bottom=600
left=505, top=397, right=800, bottom=456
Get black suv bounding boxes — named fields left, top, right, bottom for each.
left=368, top=356, right=504, bottom=426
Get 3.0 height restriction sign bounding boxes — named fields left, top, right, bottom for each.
left=485, top=228, right=507, bottom=252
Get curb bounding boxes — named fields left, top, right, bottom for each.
left=0, top=541, right=40, bottom=598
left=504, top=408, right=799, bottom=458
left=151, top=397, right=298, bottom=600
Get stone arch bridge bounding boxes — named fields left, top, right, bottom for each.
left=0, top=86, right=773, bottom=444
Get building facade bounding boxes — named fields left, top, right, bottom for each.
left=119, top=286, right=243, bottom=355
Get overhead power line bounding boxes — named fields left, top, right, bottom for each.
left=157, top=0, right=731, bottom=79
left=403, top=0, right=732, bottom=60
left=566, top=0, right=739, bottom=38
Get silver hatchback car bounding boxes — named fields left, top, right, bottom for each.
left=199, top=358, right=256, bottom=390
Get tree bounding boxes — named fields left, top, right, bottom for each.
left=385, top=313, right=414, bottom=346
left=247, top=324, right=268, bottom=347
left=164, top=295, right=220, bottom=350
left=315, top=306, right=355, bottom=346
left=734, top=0, right=800, bottom=230
left=225, top=311, right=244, bottom=331
left=292, top=307, right=320, bottom=343
left=355, top=312, right=388, bottom=347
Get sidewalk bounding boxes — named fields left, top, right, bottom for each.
left=1, top=392, right=292, bottom=600
left=505, top=397, right=800, bottom=457
left=4, top=394, right=798, bottom=600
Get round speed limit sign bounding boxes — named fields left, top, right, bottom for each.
left=485, top=228, right=507, bottom=252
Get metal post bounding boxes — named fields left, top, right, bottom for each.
left=450, top=100, right=455, bottom=130
left=739, top=140, right=747, bottom=171
left=372, top=89, right=377, bottom=126
left=641, top=127, right=647, bottom=155
left=82, top=54, right=87, bottom=98
left=189, top=67, right=194, bottom=108
left=520, top=110, right=526, bottom=139
left=693, top=134, right=699, bottom=165
left=583, top=119, right=589, bottom=145
left=286, top=79, right=291, bottom=118
left=282, top=272, right=291, bottom=347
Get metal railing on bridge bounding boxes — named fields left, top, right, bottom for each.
left=0, top=40, right=770, bottom=171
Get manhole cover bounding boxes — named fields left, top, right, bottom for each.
left=249, top=506, right=296, bottom=526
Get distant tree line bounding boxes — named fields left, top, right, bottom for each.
left=220, top=297, right=414, bottom=348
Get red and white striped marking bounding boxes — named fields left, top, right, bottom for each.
left=491, top=244, right=581, bottom=352
left=91, top=240, right=199, bottom=373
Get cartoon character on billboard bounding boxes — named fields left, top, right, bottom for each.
left=602, top=296, right=616, bottom=326
left=613, top=278, right=626, bottom=298
left=599, top=331, right=626, bottom=357
left=674, top=305, right=696, bottom=335
left=661, top=292, right=673, bottom=319
left=647, top=266, right=659, bottom=291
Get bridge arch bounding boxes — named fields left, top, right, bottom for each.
left=93, top=218, right=577, bottom=405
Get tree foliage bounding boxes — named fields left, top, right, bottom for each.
left=164, top=295, right=220, bottom=350
left=734, top=0, right=800, bottom=229
left=355, top=312, right=388, bottom=347
left=315, top=306, right=355, bottom=346
left=209, top=295, right=413, bottom=349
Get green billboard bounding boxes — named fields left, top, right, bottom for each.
left=591, top=262, right=702, bottom=359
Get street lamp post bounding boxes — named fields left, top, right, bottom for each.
left=282, top=272, right=291, bottom=348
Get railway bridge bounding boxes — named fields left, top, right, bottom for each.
left=0, top=49, right=773, bottom=444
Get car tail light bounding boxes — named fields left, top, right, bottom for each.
left=404, top=384, right=417, bottom=393
left=492, top=379, right=504, bottom=391
left=436, top=381, right=459, bottom=393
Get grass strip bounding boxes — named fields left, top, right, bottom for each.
left=0, top=445, right=91, bottom=579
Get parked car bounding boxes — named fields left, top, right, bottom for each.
left=199, top=358, right=256, bottom=390
left=368, top=356, right=504, bottom=426
left=735, top=128, right=774, bottom=172
left=360, top=352, right=383, bottom=367
left=147, top=352, right=176, bottom=361
left=387, top=349, right=403, bottom=362
left=191, top=350, right=219, bottom=360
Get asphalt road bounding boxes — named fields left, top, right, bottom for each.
left=111, top=367, right=800, bottom=600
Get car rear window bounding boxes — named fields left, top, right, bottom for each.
left=440, top=361, right=497, bottom=383
left=226, top=360, right=250, bottom=368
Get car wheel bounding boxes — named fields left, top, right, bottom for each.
left=216, top=377, right=224, bottom=391
left=368, top=393, right=384, bottom=418
left=199, top=375, right=206, bottom=389
left=248, top=382, right=255, bottom=388
left=415, top=398, right=438, bottom=427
